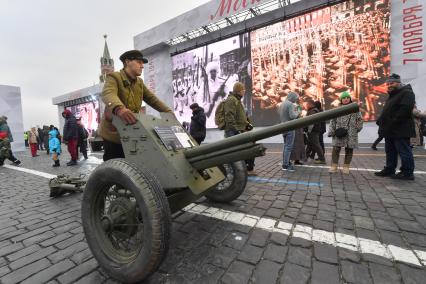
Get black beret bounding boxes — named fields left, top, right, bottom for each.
left=119, top=50, right=148, bottom=63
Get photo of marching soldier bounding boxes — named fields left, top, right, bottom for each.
left=250, top=0, right=390, bottom=125
left=171, top=33, right=252, bottom=128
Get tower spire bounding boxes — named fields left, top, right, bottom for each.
left=100, top=34, right=114, bottom=83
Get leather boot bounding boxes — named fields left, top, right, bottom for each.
left=342, top=164, right=350, bottom=174
left=329, top=163, right=338, bottom=173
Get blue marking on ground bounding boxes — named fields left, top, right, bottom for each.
left=248, top=176, right=323, bottom=187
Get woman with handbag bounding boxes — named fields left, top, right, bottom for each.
left=328, top=92, right=363, bottom=174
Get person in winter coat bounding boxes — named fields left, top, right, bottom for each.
left=224, top=82, right=256, bottom=175
left=77, top=118, right=89, bottom=160
left=278, top=91, right=300, bottom=172
left=189, top=103, right=206, bottom=145
left=411, top=105, right=426, bottom=147
left=314, top=101, right=327, bottom=155
left=328, top=92, right=363, bottom=174
left=375, top=74, right=416, bottom=180
left=49, top=129, right=62, bottom=167
left=37, top=127, right=44, bottom=150
left=290, top=102, right=306, bottom=165
left=42, top=126, right=50, bottom=154
left=28, top=127, right=39, bottom=157
left=62, top=109, right=79, bottom=166
left=304, top=99, right=326, bottom=164
left=0, top=116, right=21, bottom=165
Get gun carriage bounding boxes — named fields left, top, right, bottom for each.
left=81, top=103, right=359, bottom=283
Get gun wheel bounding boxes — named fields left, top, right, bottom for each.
left=205, top=161, right=247, bottom=203
left=82, top=159, right=170, bottom=284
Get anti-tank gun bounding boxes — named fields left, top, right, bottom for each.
left=81, top=102, right=359, bottom=283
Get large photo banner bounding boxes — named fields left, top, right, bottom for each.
left=391, top=0, right=426, bottom=110
left=250, top=0, right=391, bottom=126
left=171, top=33, right=252, bottom=128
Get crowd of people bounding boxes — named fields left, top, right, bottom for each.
left=22, top=110, right=89, bottom=167
left=278, top=73, right=425, bottom=180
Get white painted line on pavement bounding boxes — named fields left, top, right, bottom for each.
left=183, top=204, right=425, bottom=267
left=296, top=164, right=426, bottom=175
left=3, top=165, right=57, bottom=179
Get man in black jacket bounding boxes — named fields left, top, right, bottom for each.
left=76, top=118, right=89, bottom=160
left=62, top=109, right=79, bottom=166
left=304, top=99, right=326, bottom=164
left=375, top=74, right=416, bottom=180
left=189, top=103, right=206, bottom=145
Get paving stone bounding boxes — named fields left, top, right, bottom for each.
left=279, top=262, right=310, bottom=284
left=210, top=246, right=238, bottom=268
left=287, top=246, right=311, bottom=268
left=338, top=247, right=361, bottom=262
left=398, top=263, right=426, bottom=284
left=314, top=243, right=338, bottom=264
left=263, top=244, right=288, bottom=263
left=0, top=265, right=11, bottom=277
left=252, top=260, right=281, bottom=284
left=10, top=226, right=52, bottom=243
left=71, top=249, right=94, bottom=265
left=237, top=244, right=263, bottom=264
left=40, top=232, right=73, bottom=247
left=373, top=219, right=399, bottom=232
left=22, top=230, right=56, bottom=246
left=395, top=219, right=426, bottom=234
left=48, top=242, right=88, bottom=263
left=74, top=270, right=106, bottom=284
left=6, top=244, right=41, bottom=262
left=223, top=232, right=248, bottom=250
left=341, top=260, right=372, bottom=284
left=55, top=233, right=85, bottom=249
left=57, top=258, right=99, bottom=284
left=221, top=261, right=254, bottom=284
left=313, top=219, right=334, bottom=231
left=270, top=232, right=288, bottom=245
left=403, top=231, right=426, bottom=248
left=289, top=235, right=312, bottom=248
left=311, top=261, right=339, bottom=284
left=378, top=230, right=405, bottom=247
left=1, top=258, right=51, bottom=284
left=248, top=229, right=269, bottom=247
left=21, top=259, right=75, bottom=284
left=354, top=216, right=375, bottom=230
left=9, top=246, right=56, bottom=270
left=369, top=263, right=401, bottom=284
left=0, top=242, right=24, bottom=257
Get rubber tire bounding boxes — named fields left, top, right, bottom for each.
left=205, top=161, right=247, bottom=203
left=81, top=159, right=171, bottom=284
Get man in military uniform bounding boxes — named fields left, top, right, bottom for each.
left=100, top=50, right=172, bottom=161
left=223, top=82, right=256, bottom=175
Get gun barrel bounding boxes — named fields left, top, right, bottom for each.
left=185, top=102, right=359, bottom=159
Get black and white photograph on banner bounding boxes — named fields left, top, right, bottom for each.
left=250, top=0, right=391, bottom=125
left=171, top=33, right=252, bottom=128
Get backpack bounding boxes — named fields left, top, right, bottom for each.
left=215, top=99, right=227, bottom=130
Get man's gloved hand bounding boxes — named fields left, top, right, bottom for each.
left=246, top=123, right=254, bottom=131
left=116, top=107, right=137, bottom=125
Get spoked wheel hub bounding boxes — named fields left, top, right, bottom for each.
left=101, top=197, right=138, bottom=237
left=94, top=187, right=144, bottom=263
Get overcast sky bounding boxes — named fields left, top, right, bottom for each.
left=0, top=0, right=210, bottom=129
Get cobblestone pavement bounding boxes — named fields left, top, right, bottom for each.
left=1, top=145, right=426, bottom=284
